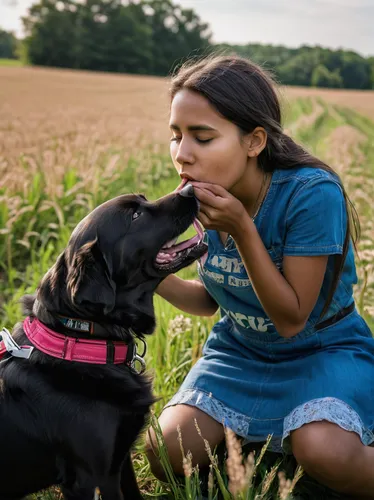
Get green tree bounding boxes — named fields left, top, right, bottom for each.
left=69, top=0, right=153, bottom=72
left=22, top=0, right=211, bottom=75
left=142, top=0, right=212, bottom=75
left=101, top=2, right=153, bottom=73
left=277, top=51, right=320, bottom=86
left=0, top=29, right=18, bottom=59
left=19, top=3, right=374, bottom=87
left=22, top=0, right=155, bottom=72
left=220, top=43, right=373, bottom=90
left=338, top=51, right=372, bottom=89
left=311, top=64, right=343, bottom=88
left=23, top=0, right=78, bottom=67
left=369, top=57, right=374, bottom=89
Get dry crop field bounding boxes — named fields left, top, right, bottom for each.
left=1, top=65, right=374, bottom=499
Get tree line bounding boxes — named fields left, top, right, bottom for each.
left=1, top=0, right=373, bottom=89
left=220, top=43, right=374, bottom=90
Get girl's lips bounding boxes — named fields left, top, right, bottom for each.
left=176, top=177, right=198, bottom=191
left=175, top=177, right=190, bottom=192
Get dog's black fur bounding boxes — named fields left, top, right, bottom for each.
left=0, top=186, right=206, bottom=499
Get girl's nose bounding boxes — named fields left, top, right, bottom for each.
left=175, top=140, right=194, bottom=165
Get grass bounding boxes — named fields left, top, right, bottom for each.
left=282, top=97, right=315, bottom=127
left=1, top=67, right=374, bottom=499
left=0, top=58, right=22, bottom=66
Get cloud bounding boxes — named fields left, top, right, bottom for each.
left=178, top=0, right=374, bottom=56
left=316, top=0, right=373, bottom=6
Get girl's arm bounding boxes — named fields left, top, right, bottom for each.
left=156, top=274, right=219, bottom=317
left=190, top=180, right=340, bottom=339
left=232, top=216, right=328, bottom=338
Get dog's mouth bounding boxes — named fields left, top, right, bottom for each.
left=154, top=218, right=207, bottom=271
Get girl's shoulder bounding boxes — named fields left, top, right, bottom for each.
left=260, top=165, right=346, bottom=246
left=273, top=165, right=340, bottom=187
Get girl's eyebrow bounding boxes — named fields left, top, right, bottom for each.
left=169, top=124, right=217, bottom=132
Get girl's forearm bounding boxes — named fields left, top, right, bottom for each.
left=155, top=274, right=219, bottom=317
left=232, top=215, right=305, bottom=337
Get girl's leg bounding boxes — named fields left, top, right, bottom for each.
left=145, top=404, right=225, bottom=481
left=290, top=421, right=374, bottom=499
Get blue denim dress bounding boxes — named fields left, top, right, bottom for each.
left=165, top=166, right=374, bottom=453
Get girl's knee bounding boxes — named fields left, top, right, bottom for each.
left=290, top=421, right=362, bottom=476
left=144, top=420, right=185, bottom=480
left=145, top=405, right=225, bottom=480
left=145, top=427, right=165, bottom=481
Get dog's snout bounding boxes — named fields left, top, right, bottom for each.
left=179, top=183, right=194, bottom=198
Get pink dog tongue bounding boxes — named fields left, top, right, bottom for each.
left=193, top=218, right=204, bottom=239
left=175, top=178, right=188, bottom=192
left=162, top=219, right=203, bottom=254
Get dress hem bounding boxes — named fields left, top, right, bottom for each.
left=165, top=391, right=374, bottom=455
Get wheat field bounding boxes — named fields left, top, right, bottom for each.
left=1, top=66, right=374, bottom=499
left=2, top=66, right=374, bottom=187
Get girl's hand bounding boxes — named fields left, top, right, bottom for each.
left=190, top=182, right=249, bottom=237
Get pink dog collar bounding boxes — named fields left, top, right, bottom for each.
left=23, top=316, right=133, bottom=365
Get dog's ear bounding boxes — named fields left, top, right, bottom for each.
left=37, top=251, right=68, bottom=312
left=66, top=237, right=116, bottom=314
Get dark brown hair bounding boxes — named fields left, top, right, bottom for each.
left=170, top=54, right=360, bottom=319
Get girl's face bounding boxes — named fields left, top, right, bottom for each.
left=169, top=89, right=250, bottom=191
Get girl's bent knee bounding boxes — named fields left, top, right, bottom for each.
left=291, top=421, right=363, bottom=476
left=145, top=427, right=168, bottom=481
left=145, top=405, right=225, bottom=481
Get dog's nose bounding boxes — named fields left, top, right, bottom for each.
left=179, top=183, right=194, bottom=198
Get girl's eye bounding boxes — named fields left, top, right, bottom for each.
left=170, top=136, right=212, bottom=144
left=132, top=211, right=141, bottom=220
left=196, top=138, right=213, bottom=144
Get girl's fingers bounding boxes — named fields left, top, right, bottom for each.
left=193, top=186, right=222, bottom=209
left=191, top=182, right=227, bottom=197
left=197, top=209, right=211, bottom=228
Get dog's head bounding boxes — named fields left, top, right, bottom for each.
left=36, top=184, right=207, bottom=336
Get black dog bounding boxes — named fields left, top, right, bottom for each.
left=0, top=183, right=207, bottom=500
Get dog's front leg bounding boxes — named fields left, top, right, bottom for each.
left=98, top=472, right=124, bottom=500
left=57, top=456, right=96, bottom=500
left=61, top=485, right=96, bottom=500
left=0, top=496, right=24, bottom=500
left=120, top=453, right=143, bottom=500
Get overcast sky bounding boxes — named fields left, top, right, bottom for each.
left=0, top=0, right=373, bottom=56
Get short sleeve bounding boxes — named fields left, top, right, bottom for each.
left=283, top=178, right=346, bottom=256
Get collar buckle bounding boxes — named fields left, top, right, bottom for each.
left=130, top=335, right=147, bottom=374
left=0, top=327, right=34, bottom=360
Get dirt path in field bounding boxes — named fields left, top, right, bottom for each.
left=284, top=98, right=324, bottom=137
left=284, top=86, right=374, bottom=121
left=324, top=124, right=367, bottom=174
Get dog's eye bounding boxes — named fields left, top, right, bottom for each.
left=132, top=211, right=142, bottom=221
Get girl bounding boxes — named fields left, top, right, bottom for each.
left=146, top=55, right=374, bottom=498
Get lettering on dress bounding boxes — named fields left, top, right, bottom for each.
left=222, top=307, right=273, bottom=332
left=204, top=269, right=225, bottom=284
left=210, top=255, right=245, bottom=273
left=228, top=276, right=252, bottom=287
